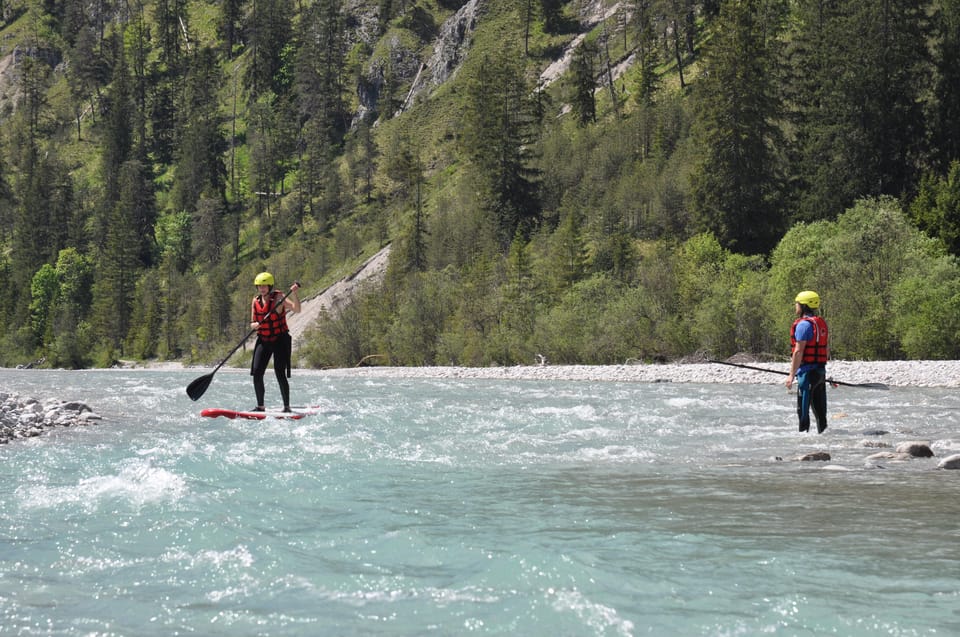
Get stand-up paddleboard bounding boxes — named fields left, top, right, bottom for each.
left=200, top=406, right=322, bottom=421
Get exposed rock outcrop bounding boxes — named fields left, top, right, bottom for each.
left=397, top=0, right=484, bottom=114
left=1, top=392, right=101, bottom=444
left=287, top=244, right=391, bottom=347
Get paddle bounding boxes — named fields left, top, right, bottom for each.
left=707, top=359, right=890, bottom=390
left=186, top=285, right=299, bottom=401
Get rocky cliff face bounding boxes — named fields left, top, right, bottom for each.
left=355, top=0, right=484, bottom=124
left=396, top=0, right=484, bottom=114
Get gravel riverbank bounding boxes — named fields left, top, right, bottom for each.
left=313, top=360, right=960, bottom=388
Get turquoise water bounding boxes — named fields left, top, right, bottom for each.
left=1, top=368, right=959, bottom=636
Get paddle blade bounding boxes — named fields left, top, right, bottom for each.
left=186, top=373, right=214, bottom=401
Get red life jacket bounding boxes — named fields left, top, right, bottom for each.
left=253, top=290, right=289, bottom=342
left=791, top=315, right=828, bottom=364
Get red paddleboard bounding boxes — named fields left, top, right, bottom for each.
left=200, top=407, right=320, bottom=420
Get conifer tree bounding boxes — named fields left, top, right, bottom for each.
left=91, top=160, right=149, bottom=355
left=295, top=0, right=347, bottom=225
left=788, top=0, right=930, bottom=221
left=633, top=0, right=660, bottom=107
left=6, top=52, right=50, bottom=277
left=11, top=153, right=73, bottom=297
left=930, top=0, right=960, bottom=170
left=690, top=0, right=787, bottom=254
left=521, top=0, right=535, bottom=54
left=155, top=0, right=188, bottom=69
left=126, top=269, right=162, bottom=359
left=540, top=0, right=563, bottom=33
left=246, top=0, right=294, bottom=98
left=248, top=95, right=287, bottom=254
left=570, top=40, right=597, bottom=126
left=347, top=120, right=378, bottom=204
left=910, top=161, right=960, bottom=255
left=460, top=51, right=541, bottom=247
left=0, top=134, right=11, bottom=242
left=100, top=31, right=133, bottom=210
left=67, top=24, right=108, bottom=136
left=147, top=0, right=183, bottom=167
left=219, top=0, right=244, bottom=56
left=191, top=196, right=226, bottom=265
left=127, top=5, right=152, bottom=157
left=172, top=46, right=227, bottom=217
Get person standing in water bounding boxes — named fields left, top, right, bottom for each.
left=785, top=290, right=829, bottom=433
left=250, top=272, right=301, bottom=412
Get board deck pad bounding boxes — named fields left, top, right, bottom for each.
left=200, top=406, right=322, bottom=420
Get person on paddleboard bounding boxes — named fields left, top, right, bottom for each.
left=250, top=272, right=301, bottom=412
left=785, top=290, right=829, bottom=433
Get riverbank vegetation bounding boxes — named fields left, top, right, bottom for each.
left=1, top=0, right=959, bottom=368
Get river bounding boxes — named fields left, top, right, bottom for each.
left=1, top=368, right=958, bottom=636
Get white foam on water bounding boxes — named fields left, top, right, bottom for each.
left=560, top=445, right=657, bottom=464
left=17, top=459, right=187, bottom=511
left=530, top=404, right=599, bottom=420
left=548, top=588, right=635, bottom=637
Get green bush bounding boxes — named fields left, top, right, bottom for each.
left=767, top=197, right=950, bottom=360
left=892, top=256, right=960, bottom=359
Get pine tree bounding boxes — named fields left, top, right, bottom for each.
left=540, top=0, right=563, bottom=33
left=99, top=31, right=133, bottom=211
left=633, top=0, right=660, bottom=107
left=11, top=153, right=74, bottom=297
left=910, top=161, right=960, bottom=255
left=219, top=0, right=244, bottom=56
left=460, top=51, right=542, bottom=247
left=570, top=40, right=597, bottom=126
left=91, top=160, right=148, bottom=355
left=0, top=133, right=12, bottom=243
left=127, top=5, right=152, bottom=157
left=66, top=24, right=108, bottom=137
left=171, top=46, right=227, bottom=216
left=690, top=0, right=788, bottom=254
left=295, top=0, right=347, bottom=226
left=347, top=120, right=378, bottom=205
left=245, top=0, right=294, bottom=98
left=788, top=0, right=930, bottom=221
left=930, top=0, right=960, bottom=170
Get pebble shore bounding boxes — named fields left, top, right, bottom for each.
left=314, top=359, right=960, bottom=388
left=0, top=393, right=101, bottom=444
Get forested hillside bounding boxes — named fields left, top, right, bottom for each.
left=1, top=0, right=959, bottom=369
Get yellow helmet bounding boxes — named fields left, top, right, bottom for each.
left=795, top=290, right=820, bottom=309
left=254, top=272, right=275, bottom=287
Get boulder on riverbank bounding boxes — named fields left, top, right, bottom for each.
left=0, top=392, right=101, bottom=444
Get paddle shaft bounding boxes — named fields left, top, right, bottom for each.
left=186, top=285, right=298, bottom=400
left=707, top=359, right=889, bottom=390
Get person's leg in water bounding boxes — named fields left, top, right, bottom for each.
left=273, top=333, right=292, bottom=411
left=810, top=368, right=828, bottom=433
left=250, top=338, right=274, bottom=410
left=796, top=368, right=827, bottom=433
left=796, top=369, right=812, bottom=432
